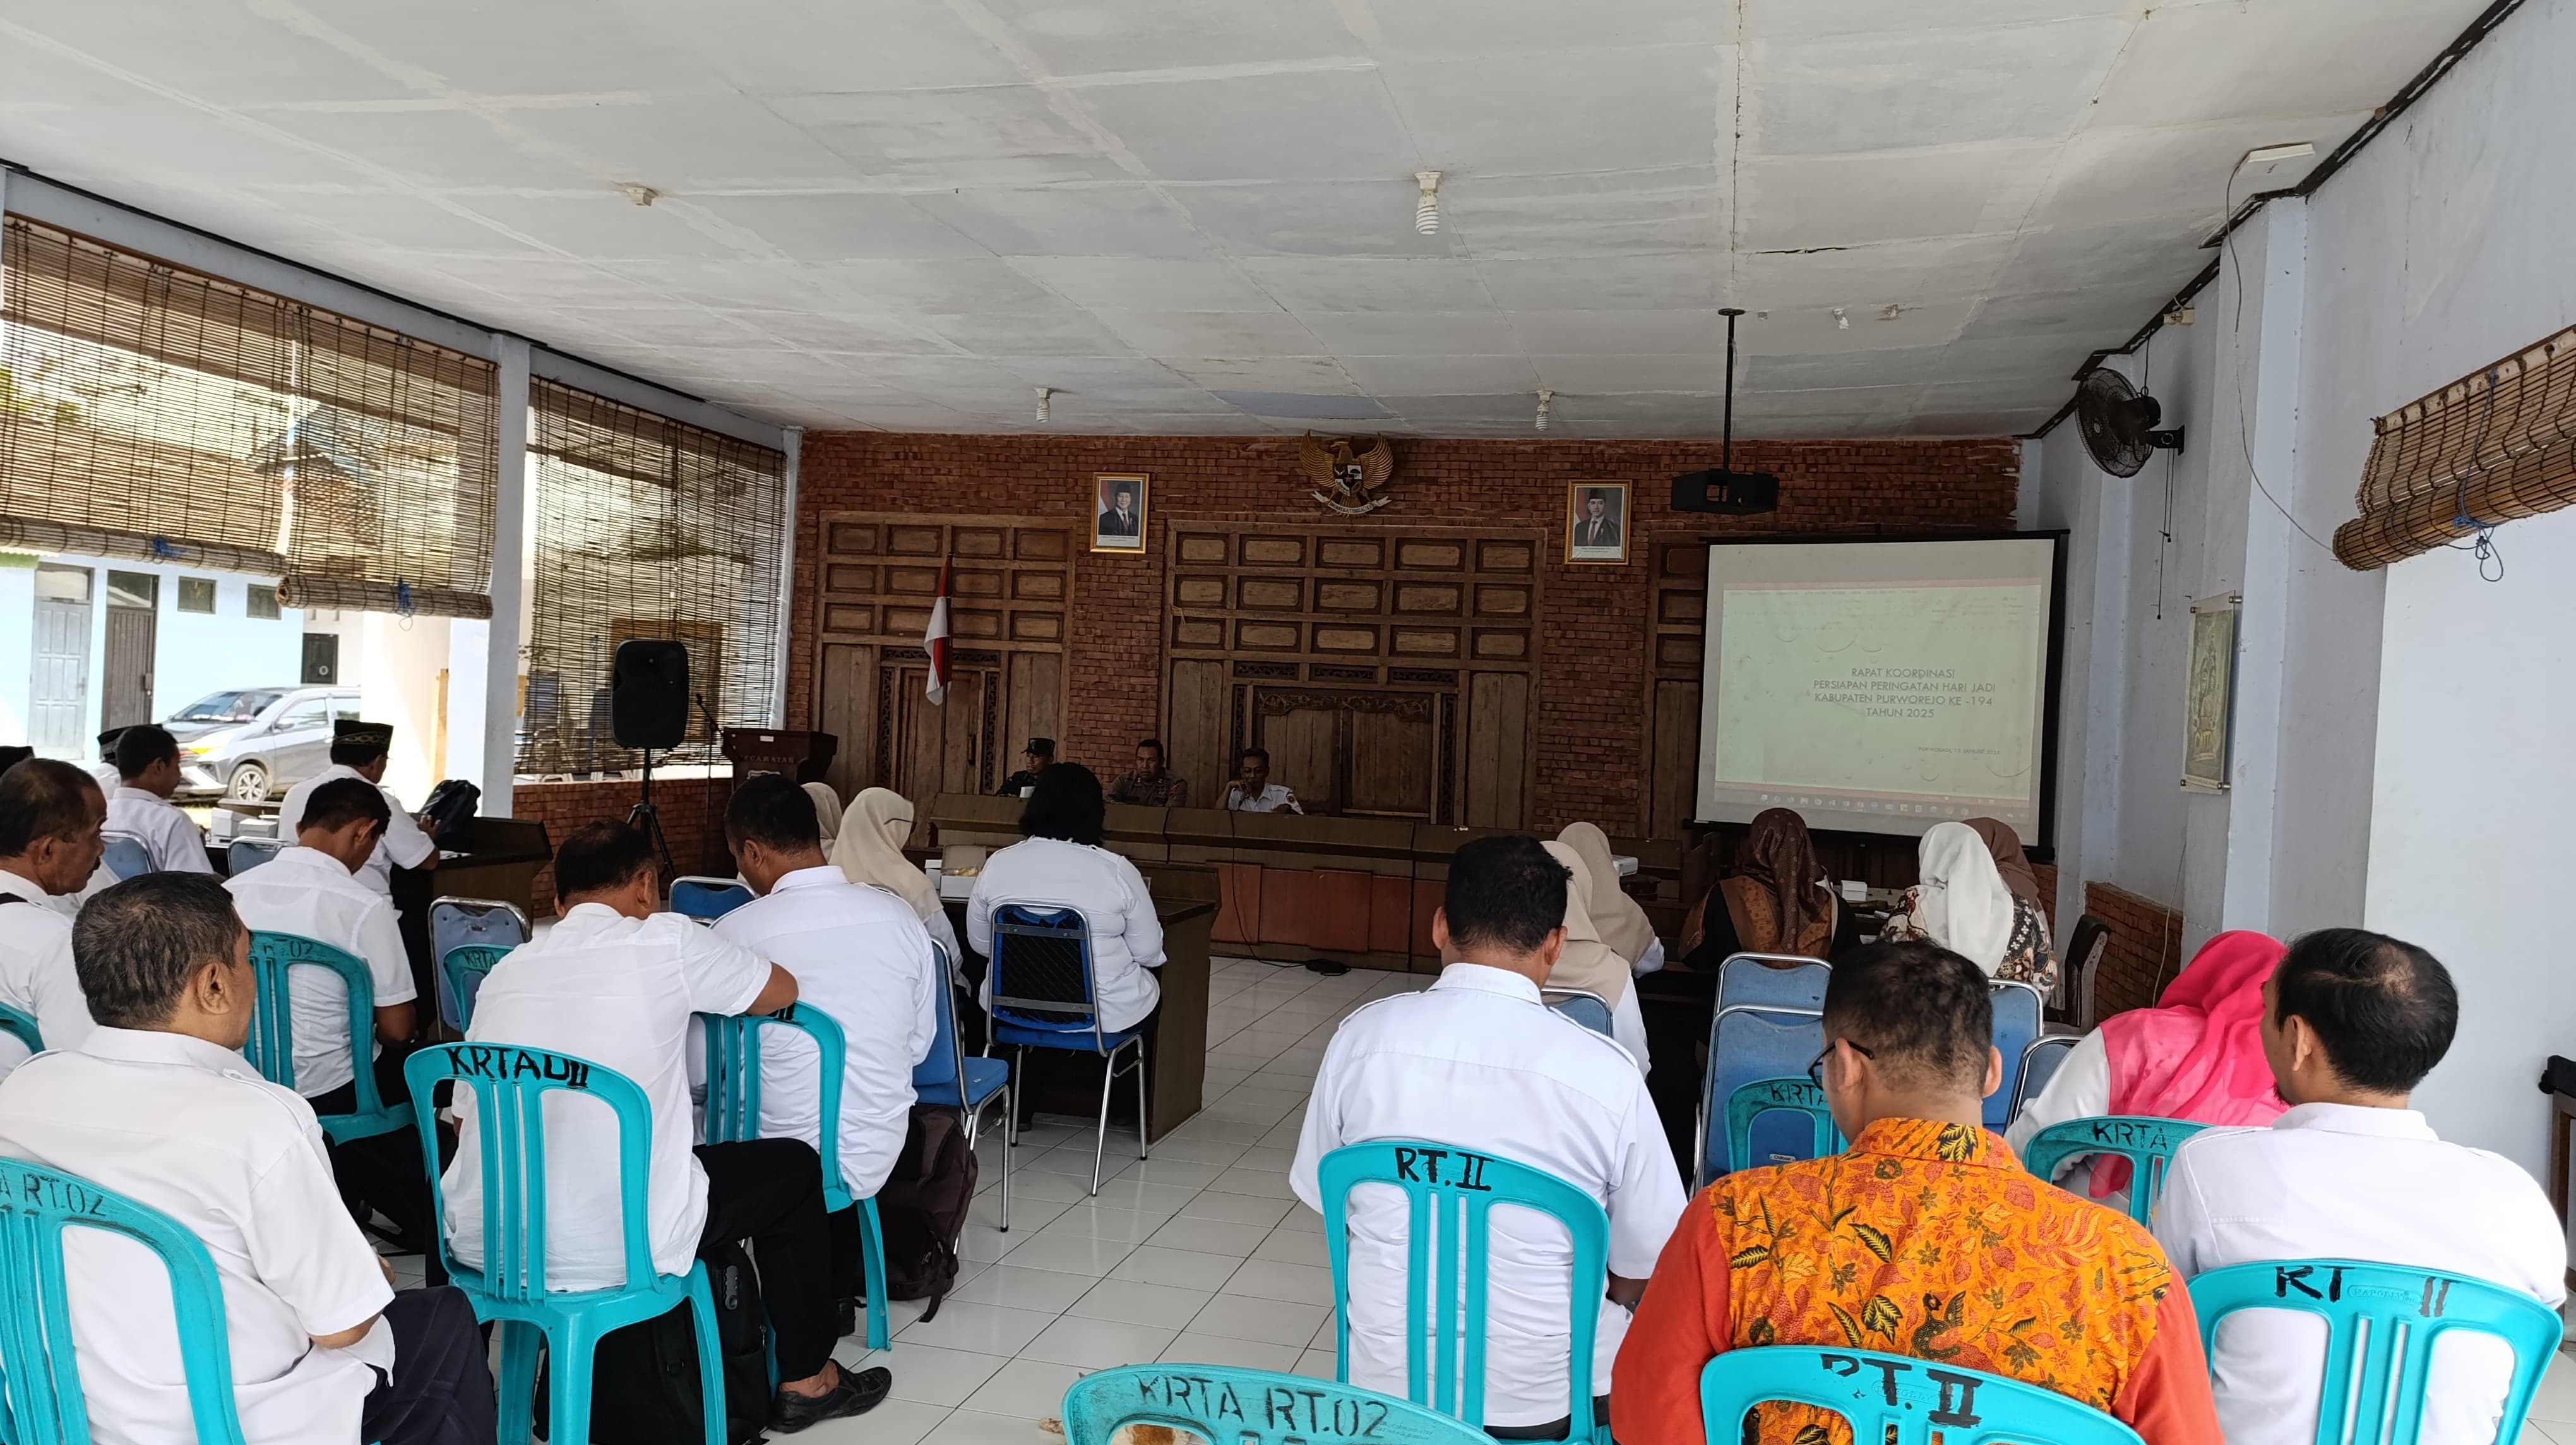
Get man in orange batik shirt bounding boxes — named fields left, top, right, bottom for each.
left=1613, top=941, right=2221, bottom=1445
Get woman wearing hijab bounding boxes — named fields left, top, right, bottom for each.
left=1539, top=839, right=1649, bottom=1069
left=1880, top=819, right=2056, bottom=992
left=803, top=782, right=845, bottom=864
left=1676, top=808, right=1859, bottom=969
left=835, top=787, right=965, bottom=985
left=1555, top=822, right=1664, bottom=975
left=1964, top=815, right=2042, bottom=906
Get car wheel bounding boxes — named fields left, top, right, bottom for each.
left=227, top=762, right=270, bottom=803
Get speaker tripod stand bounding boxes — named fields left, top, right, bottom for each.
left=629, top=747, right=679, bottom=883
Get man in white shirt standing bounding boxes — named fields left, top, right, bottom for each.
left=104, top=724, right=215, bottom=873
left=2156, top=928, right=2567, bottom=1445
left=712, top=776, right=938, bottom=1317
left=0, top=757, right=102, bottom=1074
left=227, top=777, right=439, bottom=1282
left=277, top=721, right=438, bottom=897
left=0, top=872, right=496, bottom=1445
left=1291, top=835, right=1686, bottom=1437
left=448, top=820, right=890, bottom=1431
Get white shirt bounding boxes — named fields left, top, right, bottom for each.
left=0, top=865, right=98, bottom=1075
left=445, top=904, right=772, bottom=1291
left=967, top=837, right=1165, bottom=1034
left=1289, top=964, right=1686, bottom=1427
left=0, top=1028, right=394, bottom=1445
left=276, top=764, right=434, bottom=896
left=709, top=868, right=938, bottom=1199
left=225, top=847, right=416, bottom=1099
left=44, top=863, right=116, bottom=920
left=104, top=786, right=214, bottom=874
left=2155, top=1103, right=2568, bottom=1445
left=1225, top=782, right=1301, bottom=813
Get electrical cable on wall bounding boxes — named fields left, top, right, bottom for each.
left=2219, top=158, right=2339, bottom=559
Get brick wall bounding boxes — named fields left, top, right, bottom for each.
left=788, top=433, right=2020, bottom=833
left=2082, top=880, right=2186, bottom=1020
left=511, top=776, right=737, bottom=913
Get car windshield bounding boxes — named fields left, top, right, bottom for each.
left=169, top=690, right=285, bottom=723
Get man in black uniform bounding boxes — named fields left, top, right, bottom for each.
left=995, top=737, right=1053, bottom=796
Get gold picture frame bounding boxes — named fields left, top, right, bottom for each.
left=1091, top=473, right=1149, bottom=555
left=2181, top=593, right=2240, bottom=792
left=1564, top=481, right=1630, bottom=565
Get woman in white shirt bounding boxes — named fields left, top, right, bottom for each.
left=966, top=764, right=1164, bottom=1034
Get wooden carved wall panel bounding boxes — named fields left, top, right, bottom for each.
left=1646, top=538, right=1708, bottom=841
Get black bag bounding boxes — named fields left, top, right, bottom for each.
left=874, top=1105, right=980, bottom=1317
left=544, top=1239, right=772, bottom=1445
left=417, top=778, right=482, bottom=849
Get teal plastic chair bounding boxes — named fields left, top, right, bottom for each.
left=0, top=1157, right=252, bottom=1445
left=1318, top=1140, right=1611, bottom=1442
left=2021, top=1117, right=2206, bottom=1224
left=1698, top=1346, right=2144, bottom=1445
left=246, top=931, right=406, bottom=1144
left=405, top=1043, right=725, bottom=1445
left=698, top=1005, right=891, bottom=1351
left=441, top=944, right=511, bottom=1031
left=0, top=1002, right=42, bottom=1057
left=1724, top=1077, right=1845, bottom=1172
left=1061, top=1364, right=1495, bottom=1445
left=2189, top=1259, right=2563, bottom=1445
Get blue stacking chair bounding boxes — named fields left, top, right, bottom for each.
left=406, top=1043, right=726, bottom=1445
left=99, top=833, right=155, bottom=880
left=1061, top=1364, right=1494, bottom=1445
left=430, top=897, right=530, bottom=1031
left=0, top=1003, right=43, bottom=1057
left=2022, top=1117, right=2205, bottom=1224
left=1724, top=1077, right=1844, bottom=1173
left=669, top=877, right=753, bottom=923
left=1697, top=1005, right=1825, bottom=1187
left=912, top=945, right=1012, bottom=1229
left=245, top=931, right=407, bottom=1145
left=0, top=1158, right=253, bottom=1445
left=1318, top=1140, right=1611, bottom=1444
left=1541, top=988, right=1614, bottom=1036
left=441, top=944, right=512, bottom=1031
left=1698, top=1346, right=2144, bottom=1445
left=2011, top=1034, right=2080, bottom=1122
left=1985, top=980, right=2046, bottom=1129
left=225, top=837, right=284, bottom=875
left=984, top=904, right=1147, bottom=1194
left=2189, top=1259, right=2562, bottom=1445
left=698, top=1004, right=891, bottom=1352
left=1714, top=954, right=1830, bottom=1014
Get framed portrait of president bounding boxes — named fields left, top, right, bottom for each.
left=1565, top=481, right=1630, bottom=564
left=1092, top=473, right=1149, bottom=554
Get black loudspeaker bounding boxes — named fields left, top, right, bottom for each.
left=1670, top=467, right=1780, bottom=515
left=611, top=639, right=690, bottom=750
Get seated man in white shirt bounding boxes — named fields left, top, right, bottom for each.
left=103, top=724, right=215, bottom=873
left=226, top=777, right=438, bottom=1281
left=0, top=757, right=102, bottom=1074
left=448, top=820, right=890, bottom=1432
left=277, top=720, right=438, bottom=899
left=1220, top=746, right=1302, bottom=813
left=1290, top=834, right=1686, bottom=1437
left=2156, top=928, right=2567, bottom=1445
left=712, top=776, right=938, bottom=1320
left=0, top=872, right=495, bottom=1445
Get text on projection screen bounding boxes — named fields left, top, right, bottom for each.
left=1696, top=538, right=2053, bottom=839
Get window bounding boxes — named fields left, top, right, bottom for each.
left=177, top=577, right=216, bottom=613
left=273, top=698, right=329, bottom=733
left=246, top=584, right=281, bottom=619
left=171, top=690, right=285, bottom=723
left=105, top=570, right=155, bottom=609
left=331, top=694, right=361, bottom=719
left=32, top=564, right=88, bottom=603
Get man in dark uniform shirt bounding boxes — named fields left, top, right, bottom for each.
left=1106, top=738, right=1188, bottom=807
left=996, top=736, right=1053, bottom=796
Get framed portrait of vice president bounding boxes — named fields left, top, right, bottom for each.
left=1092, top=473, right=1149, bottom=553
left=1565, top=481, right=1630, bottom=564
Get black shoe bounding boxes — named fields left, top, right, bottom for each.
left=772, top=1365, right=891, bottom=1433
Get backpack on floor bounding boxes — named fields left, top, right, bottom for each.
left=875, top=1104, right=980, bottom=1317
left=542, top=1238, right=772, bottom=1445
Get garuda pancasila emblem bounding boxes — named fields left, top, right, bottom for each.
left=1299, top=433, right=1397, bottom=515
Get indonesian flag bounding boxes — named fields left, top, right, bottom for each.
left=924, top=561, right=953, bottom=704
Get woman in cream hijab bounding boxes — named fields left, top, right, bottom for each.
left=1554, top=822, right=1662, bottom=974
left=802, top=782, right=845, bottom=863
left=835, top=788, right=965, bottom=985
left=1540, top=839, right=1650, bottom=1069
left=1880, top=819, right=2055, bottom=990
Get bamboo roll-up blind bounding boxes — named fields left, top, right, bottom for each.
left=0, top=218, right=498, bottom=616
left=2335, top=325, right=2576, bottom=570
left=518, top=378, right=785, bottom=776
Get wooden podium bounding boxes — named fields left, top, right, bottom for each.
left=720, top=728, right=837, bottom=782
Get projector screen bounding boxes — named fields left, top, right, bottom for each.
left=1696, top=536, right=2061, bottom=842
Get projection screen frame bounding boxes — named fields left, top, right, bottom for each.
left=1689, top=530, right=2068, bottom=858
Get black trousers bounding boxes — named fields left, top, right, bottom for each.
left=695, top=1139, right=836, bottom=1382
left=362, top=1286, right=498, bottom=1445
left=311, top=1046, right=449, bottom=1288
left=826, top=1203, right=871, bottom=1304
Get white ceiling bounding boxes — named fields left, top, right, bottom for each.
left=0, top=0, right=2486, bottom=438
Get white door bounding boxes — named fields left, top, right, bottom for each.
left=29, top=565, right=92, bottom=756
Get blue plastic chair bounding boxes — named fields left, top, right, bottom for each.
left=99, top=833, right=155, bottom=880
left=698, top=1004, right=891, bottom=1351
left=429, top=897, right=530, bottom=1031
left=2022, top=1117, right=2206, bottom=1224
left=2010, top=1034, right=2080, bottom=1122
left=1061, top=1364, right=1494, bottom=1445
left=912, top=947, right=1011, bottom=1230
left=669, top=877, right=753, bottom=923
left=405, top=1043, right=725, bottom=1445
left=1724, top=1077, right=1845, bottom=1172
left=0, top=1158, right=253, bottom=1445
left=1542, top=988, right=1614, bottom=1036
left=1715, top=954, right=1830, bottom=1014
left=1697, top=1005, right=1825, bottom=1187
left=2190, top=1260, right=2563, bottom=1445
left=245, top=931, right=407, bottom=1145
left=0, top=1002, right=43, bottom=1057
left=441, top=944, right=511, bottom=1031
left=1986, top=980, right=2045, bottom=1129
left=1318, top=1140, right=1611, bottom=1442
left=985, top=904, right=1147, bottom=1194
left=1698, top=1346, right=2144, bottom=1445
left=225, top=837, right=283, bottom=875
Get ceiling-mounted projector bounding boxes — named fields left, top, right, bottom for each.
left=1672, top=307, right=1780, bottom=515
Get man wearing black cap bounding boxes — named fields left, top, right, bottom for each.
left=277, top=721, right=437, bottom=897
left=994, top=736, right=1053, bottom=796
